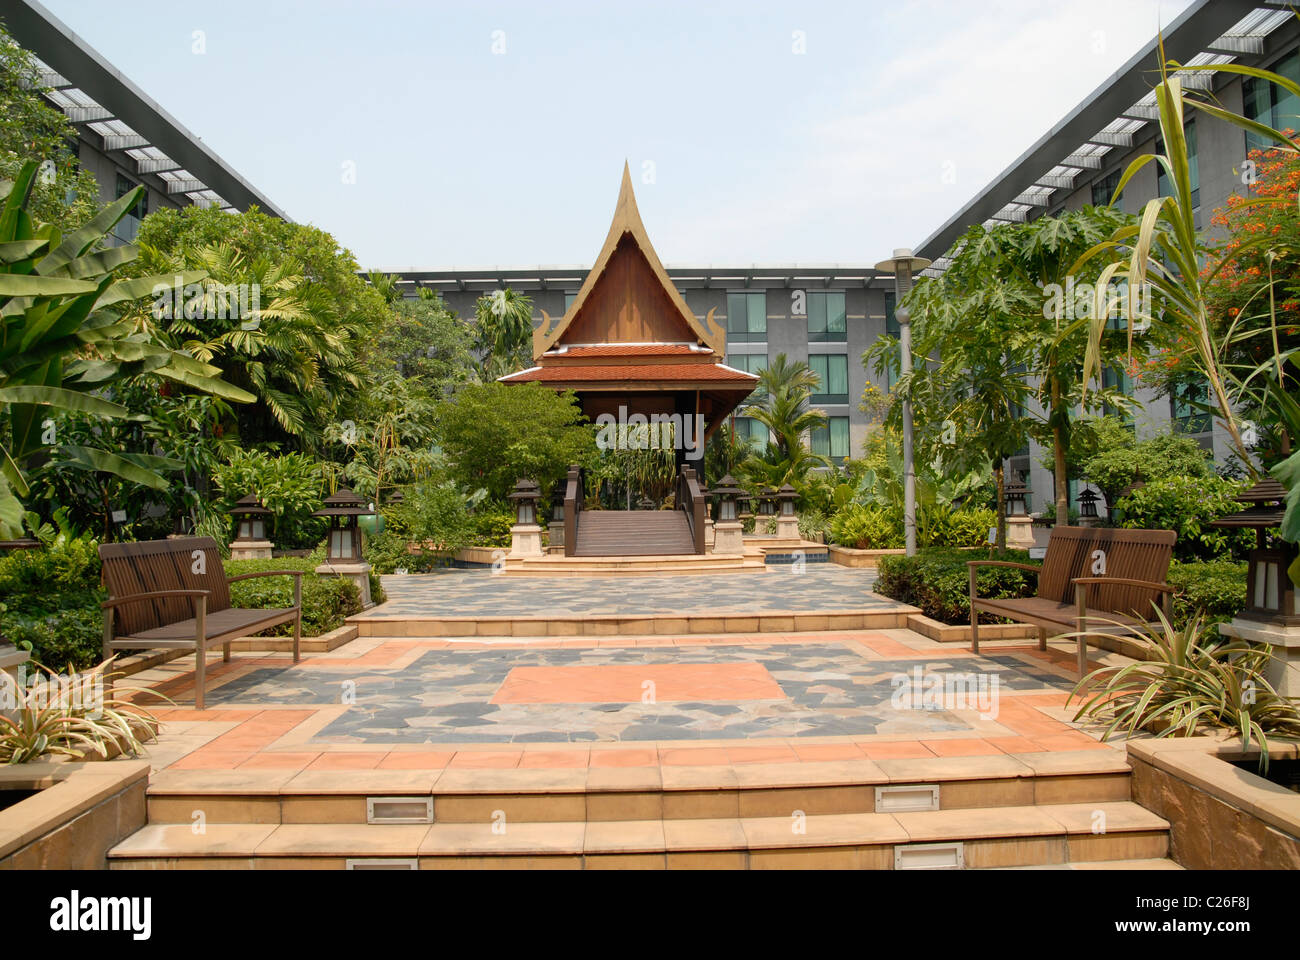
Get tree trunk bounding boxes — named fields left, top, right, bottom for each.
left=994, top=461, right=1006, bottom=552
left=1051, top=376, right=1069, bottom=527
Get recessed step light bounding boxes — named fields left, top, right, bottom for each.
left=366, top=797, right=435, bottom=824
left=895, top=842, right=965, bottom=870
left=346, top=858, right=419, bottom=870
left=875, top=785, right=940, bottom=813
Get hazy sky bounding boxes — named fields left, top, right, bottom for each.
left=40, top=0, right=1195, bottom=269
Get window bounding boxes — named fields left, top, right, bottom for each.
left=809, top=353, right=848, bottom=404
left=883, top=292, right=900, bottom=389
left=733, top=417, right=769, bottom=451
left=808, top=291, right=846, bottom=342
left=811, top=417, right=850, bottom=461
left=727, top=292, right=767, bottom=342
left=726, top=353, right=768, bottom=376
left=1156, top=119, right=1198, bottom=209
left=1101, top=364, right=1135, bottom=424
left=1244, top=50, right=1300, bottom=152
left=112, top=173, right=146, bottom=243
left=1091, top=168, right=1123, bottom=207
left=564, top=291, right=578, bottom=312
left=1171, top=379, right=1211, bottom=434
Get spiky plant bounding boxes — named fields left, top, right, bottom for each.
left=1069, top=610, right=1300, bottom=772
left=0, top=659, right=163, bottom=764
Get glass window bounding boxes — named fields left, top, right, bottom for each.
left=1244, top=50, right=1300, bottom=152
left=808, top=291, right=846, bottom=342
left=727, top=292, right=767, bottom=342
left=1091, top=168, right=1123, bottom=207
left=1156, top=119, right=1199, bottom=209
left=883, top=293, right=900, bottom=389
left=1101, top=364, right=1134, bottom=423
left=564, top=291, right=578, bottom=311
left=809, top=353, right=848, bottom=403
left=1171, top=379, right=1211, bottom=434
left=733, top=416, right=768, bottom=451
left=726, top=353, right=768, bottom=375
left=811, top=417, right=850, bottom=460
left=113, top=173, right=146, bottom=243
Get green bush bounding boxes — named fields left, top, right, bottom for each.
left=918, top=505, right=996, bottom=548
left=829, top=503, right=904, bottom=549
left=212, top=449, right=326, bottom=550
left=875, top=547, right=1036, bottom=624
left=224, top=557, right=361, bottom=635
left=1116, top=475, right=1254, bottom=562
left=1167, top=560, right=1247, bottom=630
left=469, top=506, right=517, bottom=547
left=0, top=538, right=105, bottom=671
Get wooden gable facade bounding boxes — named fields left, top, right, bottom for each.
left=500, top=164, right=759, bottom=442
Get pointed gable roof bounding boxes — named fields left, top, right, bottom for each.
left=531, top=163, right=726, bottom=360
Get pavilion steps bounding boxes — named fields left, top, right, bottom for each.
left=108, top=750, right=1174, bottom=869
left=503, top=552, right=767, bottom=576
left=573, top=510, right=695, bottom=557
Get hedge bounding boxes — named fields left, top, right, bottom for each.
left=224, top=556, right=385, bottom=635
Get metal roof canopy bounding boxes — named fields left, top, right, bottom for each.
left=6, top=0, right=287, bottom=220
left=382, top=264, right=895, bottom=292
left=914, top=0, right=1262, bottom=266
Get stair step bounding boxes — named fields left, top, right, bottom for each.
left=108, top=801, right=1169, bottom=869
left=574, top=511, right=697, bottom=557
left=142, top=751, right=1135, bottom=825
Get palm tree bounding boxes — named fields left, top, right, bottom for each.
left=742, top=354, right=828, bottom=459
left=474, top=288, right=534, bottom=380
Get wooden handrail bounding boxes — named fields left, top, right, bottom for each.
left=676, top=465, right=706, bottom=555
left=563, top=465, right=582, bottom=558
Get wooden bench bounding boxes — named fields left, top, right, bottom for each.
left=100, top=537, right=302, bottom=709
left=968, top=526, right=1177, bottom=675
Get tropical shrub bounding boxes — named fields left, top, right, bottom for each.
left=224, top=557, right=361, bottom=636
left=875, top=547, right=1037, bottom=624
left=1115, top=474, right=1254, bottom=561
left=1081, top=428, right=1213, bottom=509
left=0, top=538, right=105, bottom=671
left=1167, top=560, right=1248, bottom=630
left=829, top=503, right=903, bottom=549
left=1071, top=612, right=1300, bottom=771
left=469, top=506, right=517, bottom=548
left=212, top=449, right=325, bottom=550
left=918, top=505, right=996, bottom=548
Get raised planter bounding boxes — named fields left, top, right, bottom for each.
left=1126, top=736, right=1300, bottom=869
left=828, top=546, right=905, bottom=568
left=0, top=759, right=149, bottom=869
left=905, top=613, right=1037, bottom=644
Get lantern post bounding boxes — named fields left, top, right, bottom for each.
left=229, top=493, right=273, bottom=560
left=312, top=486, right=374, bottom=607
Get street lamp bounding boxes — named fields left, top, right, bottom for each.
left=875, top=247, right=932, bottom=557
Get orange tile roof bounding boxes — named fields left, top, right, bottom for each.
left=502, top=362, right=758, bottom=384
left=548, top=344, right=710, bottom=358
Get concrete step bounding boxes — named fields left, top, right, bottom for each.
left=142, top=750, right=1135, bottom=826
left=108, top=801, right=1169, bottom=869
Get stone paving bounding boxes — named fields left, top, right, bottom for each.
left=354, top=566, right=888, bottom=619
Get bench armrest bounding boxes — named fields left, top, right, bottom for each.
left=967, top=561, right=1041, bottom=574
left=1070, top=576, right=1172, bottom=593
left=226, top=569, right=303, bottom=608
left=101, top=589, right=209, bottom=610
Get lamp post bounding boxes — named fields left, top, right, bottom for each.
left=313, top=485, right=374, bottom=606
left=507, top=478, right=544, bottom=559
left=229, top=493, right=273, bottom=560
left=875, top=248, right=932, bottom=557
left=1211, top=479, right=1300, bottom=696
left=711, top=474, right=746, bottom=555
left=1003, top=479, right=1035, bottom=549
left=775, top=483, right=800, bottom=541
left=1077, top=488, right=1101, bottom=527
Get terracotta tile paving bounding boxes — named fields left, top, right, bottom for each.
left=127, top=610, right=1129, bottom=778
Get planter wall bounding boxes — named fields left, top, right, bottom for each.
left=1127, top=737, right=1300, bottom=869
left=0, top=760, right=149, bottom=869
left=828, top=546, right=905, bottom=569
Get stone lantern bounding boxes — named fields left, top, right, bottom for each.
left=1004, top=479, right=1035, bottom=549
left=1077, top=488, right=1102, bottom=527
left=507, top=478, right=543, bottom=558
left=547, top=478, right=566, bottom=551
left=229, top=493, right=273, bottom=560
left=313, top=486, right=373, bottom=606
left=775, top=483, right=800, bottom=540
left=711, top=474, right=746, bottom=555
left=1212, top=479, right=1300, bottom=696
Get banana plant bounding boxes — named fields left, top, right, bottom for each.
left=0, top=160, right=255, bottom=537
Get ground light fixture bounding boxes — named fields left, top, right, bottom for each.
left=313, top=486, right=369, bottom=563
left=874, top=247, right=932, bottom=556
left=230, top=492, right=269, bottom=544
left=712, top=474, right=744, bottom=523
left=1077, top=488, right=1100, bottom=519
left=508, top=478, right=542, bottom=527
left=1003, top=480, right=1030, bottom=518
left=1210, top=479, right=1298, bottom=623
